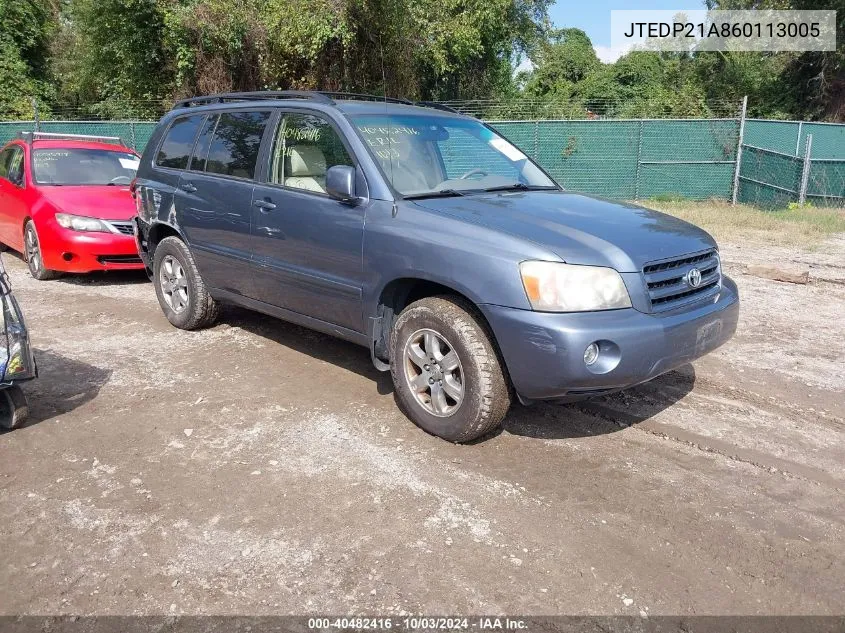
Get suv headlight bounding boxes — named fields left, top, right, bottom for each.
left=55, top=213, right=110, bottom=233
left=520, top=261, right=632, bottom=312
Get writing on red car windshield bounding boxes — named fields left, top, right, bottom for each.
left=33, top=149, right=139, bottom=186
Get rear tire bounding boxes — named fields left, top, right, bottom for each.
left=0, top=385, right=29, bottom=430
left=153, top=236, right=219, bottom=330
left=390, top=295, right=512, bottom=443
left=24, top=221, right=59, bottom=281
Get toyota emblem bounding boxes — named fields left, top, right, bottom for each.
left=686, top=267, right=703, bottom=288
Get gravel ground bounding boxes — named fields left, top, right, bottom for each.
left=0, top=235, right=843, bottom=616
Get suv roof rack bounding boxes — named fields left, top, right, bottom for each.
left=415, top=101, right=462, bottom=114
left=319, top=92, right=414, bottom=105
left=171, top=90, right=454, bottom=112
left=172, top=90, right=335, bottom=109
left=18, top=131, right=128, bottom=146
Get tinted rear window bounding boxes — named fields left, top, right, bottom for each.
left=156, top=115, right=204, bottom=170
left=204, top=111, right=271, bottom=180
left=189, top=115, right=218, bottom=172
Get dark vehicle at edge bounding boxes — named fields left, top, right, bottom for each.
left=133, top=91, right=739, bottom=443
left=0, top=253, right=37, bottom=429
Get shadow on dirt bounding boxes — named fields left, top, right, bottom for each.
left=502, top=364, right=696, bottom=440
left=220, top=306, right=395, bottom=395
left=56, top=270, right=149, bottom=287
left=222, top=304, right=695, bottom=440
left=15, top=348, right=113, bottom=427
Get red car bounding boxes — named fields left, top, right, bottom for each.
left=0, top=132, right=144, bottom=280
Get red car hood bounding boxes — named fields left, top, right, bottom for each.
left=39, top=186, right=136, bottom=220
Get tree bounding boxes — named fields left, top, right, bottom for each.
left=53, top=0, right=170, bottom=118
left=46, top=0, right=551, bottom=112
left=0, top=0, right=56, bottom=117
left=523, top=28, right=600, bottom=98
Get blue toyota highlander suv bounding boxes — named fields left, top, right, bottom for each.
left=133, top=91, right=739, bottom=442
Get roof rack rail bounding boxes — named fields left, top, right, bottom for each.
left=318, top=92, right=415, bottom=106
left=171, top=90, right=470, bottom=116
left=172, top=90, right=335, bottom=110
left=415, top=101, right=463, bottom=115
left=172, top=90, right=425, bottom=111
left=18, top=131, right=128, bottom=146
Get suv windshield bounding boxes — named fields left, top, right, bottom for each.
left=33, top=149, right=139, bottom=186
left=350, top=113, right=557, bottom=197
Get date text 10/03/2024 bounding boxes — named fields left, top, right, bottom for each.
left=307, top=617, right=529, bottom=630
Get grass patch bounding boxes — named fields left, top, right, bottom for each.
left=642, top=199, right=845, bottom=248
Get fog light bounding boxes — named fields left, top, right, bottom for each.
left=584, top=342, right=600, bottom=366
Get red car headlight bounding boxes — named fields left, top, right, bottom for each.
left=55, top=213, right=111, bottom=233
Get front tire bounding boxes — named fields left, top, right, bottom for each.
left=390, top=295, right=512, bottom=442
left=24, top=220, right=59, bottom=281
left=152, top=236, right=219, bottom=330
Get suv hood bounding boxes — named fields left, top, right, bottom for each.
left=38, top=186, right=136, bottom=221
left=412, top=191, right=717, bottom=272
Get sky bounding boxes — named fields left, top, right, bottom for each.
left=546, top=0, right=707, bottom=62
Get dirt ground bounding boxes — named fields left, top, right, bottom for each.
left=0, top=234, right=843, bottom=617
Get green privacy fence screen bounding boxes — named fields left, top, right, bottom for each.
left=738, top=119, right=845, bottom=208
left=0, top=120, right=158, bottom=156
left=1, top=114, right=842, bottom=208
left=491, top=119, right=739, bottom=200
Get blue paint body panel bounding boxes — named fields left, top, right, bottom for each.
left=134, top=96, right=740, bottom=402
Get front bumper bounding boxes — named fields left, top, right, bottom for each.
left=481, top=276, right=739, bottom=401
left=40, top=221, right=144, bottom=273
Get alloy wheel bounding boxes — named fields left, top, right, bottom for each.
left=25, top=227, right=41, bottom=274
left=159, top=255, right=189, bottom=314
left=403, top=328, right=464, bottom=417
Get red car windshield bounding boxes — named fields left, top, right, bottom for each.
left=33, top=149, right=139, bottom=186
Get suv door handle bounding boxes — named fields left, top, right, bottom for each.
left=253, top=199, right=277, bottom=211
left=180, top=182, right=197, bottom=193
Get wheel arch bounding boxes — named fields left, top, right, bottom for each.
left=371, top=276, right=505, bottom=374
left=146, top=222, right=186, bottom=263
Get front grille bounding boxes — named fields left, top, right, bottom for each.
left=106, top=221, right=134, bottom=236
left=643, top=249, right=720, bottom=312
left=97, top=255, right=143, bottom=265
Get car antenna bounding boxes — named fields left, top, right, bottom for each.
left=379, top=35, right=398, bottom=218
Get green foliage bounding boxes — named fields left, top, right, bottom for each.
left=523, top=28, right=600, bottom=98
left=518, top=0, right=843, bottom=122
left=27, top=0, right=550, bottom=114
left=0, top=0, right=839, bottom=121
left=0, top=0, right=55, bottom=117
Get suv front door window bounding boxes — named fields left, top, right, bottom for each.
left=268, top=113, right=355, bottom=195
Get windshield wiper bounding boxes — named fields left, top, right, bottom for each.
left=403, top=189, right=467, bottom=200
left=482, top=183, right=558, bottom=193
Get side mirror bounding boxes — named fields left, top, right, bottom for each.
left=326, top=165, right=357, bottom=203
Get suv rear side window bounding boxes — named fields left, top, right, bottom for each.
left=156, top=115, right=204, bottom=170
left=204, top=111, right=271, bottom=180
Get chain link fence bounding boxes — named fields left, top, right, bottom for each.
left=739, top=119, right=845, bottom=208
left=1, top=97, right=842, bottom=208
